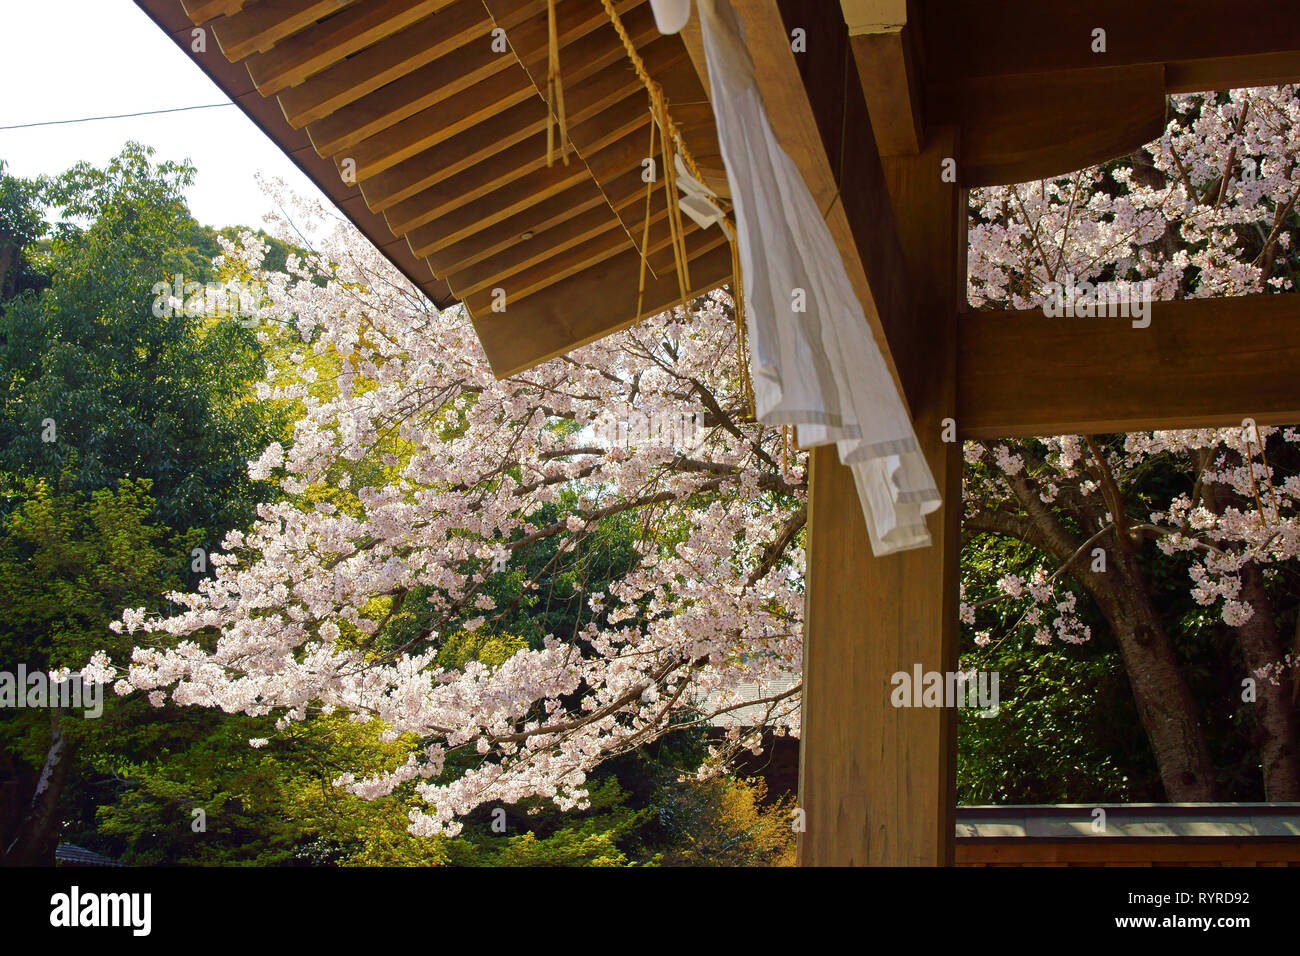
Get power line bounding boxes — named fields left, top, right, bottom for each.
left=0, top=103, right=235, bottom=132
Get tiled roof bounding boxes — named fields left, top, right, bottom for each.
left=55, top=843, right=124, bottom=867
left=700, top=676, right=800, bottom=728
left=956, top=803, right=1300, bottom=839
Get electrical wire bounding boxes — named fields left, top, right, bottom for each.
left=0, top=102, right=234, bottom=131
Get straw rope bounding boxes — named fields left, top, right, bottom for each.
left=598, top=0, right=754, bottom=421
left=545, top=0, right=570, bottom=166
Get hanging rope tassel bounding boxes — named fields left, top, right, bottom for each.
left=727, top=223, right=754, bottom=420
left=634, top=115, right=659, bottom=323
left=644, top=83, right=691, bottom=309
left=545, top=0, right=569, bottom=167
left=601, top=0, right=706, bottom=320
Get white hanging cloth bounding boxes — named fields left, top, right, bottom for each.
left=666, top=0, right=940, bottom=554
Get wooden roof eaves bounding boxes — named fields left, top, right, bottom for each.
left=133, top=0, right=459, bottom=311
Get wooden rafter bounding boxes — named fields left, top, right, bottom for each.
left=137, top=0, right=731, bottom=377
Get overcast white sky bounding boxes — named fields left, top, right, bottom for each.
left=0, top=0, right=330, bottom=229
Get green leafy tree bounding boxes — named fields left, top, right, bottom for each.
left=0, top=477, right=195, bottom=864
left=0, top=144, right=284, bottom=539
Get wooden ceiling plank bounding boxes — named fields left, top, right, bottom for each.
left=398, top=153, right=593, bottom=252
left=469, top=234, right=733, bottom=377
left=958, top=294, right=1300, bottom=439
left=451, top=201, right=649, bottom=299
left=343, top=70, right=543, bottom=180
left=303, top=0, right=646, bottom=156
left=460, top=205, right=717, bottom=309
left=361, top=97, right=547, bottom=211
left=446, top=168, right=667, bottom=296
left=246, top=0, right=449, bottom=95
left=211, top=0, right=353, bottom=61
left=398, top=51, right=703, bottom=257
left=397, top=74, right=670, bottom=252
left=275, top=0, right=503, bottom=127
left=357, top=36, right=687, bottom=212
left=337, top=6, right=657, bottom=180
left=385, top=103, right=649, bottom=238
left=304, top=23, right=512, bottom=152
left=406, top=163, right=596, bottom=258
left=421, top=132, right=650, bottom=273
left=409, top=165, right=600, bottom=259
left=430, top=181, right=614, bottom=278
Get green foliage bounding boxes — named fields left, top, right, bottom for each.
left=0, top=160, right=49, bottom=301
left=643, top=776, right=796, bottom=867
left=0, top=477, right=195, bottom=778
left=957, top=644, right=1154, bottom=804
left=0, top=144, right=285, bottom=540
left=436, top=630, right=529, bottom=669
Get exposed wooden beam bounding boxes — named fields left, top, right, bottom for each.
left=443, top=166, right=655, bottom=296
left=923, top=0, right=1300, bottom=92
left=1165, top=51, right=1300, bottom=95
left=358, top=35, right=686, bottom=211
left=958, top=294, right=1300, bottom=439
left=339, top=15, right=648, bottom=180
left=420, top=129, right=648, bottom=272
left=838, top=0, right=924, bottom=156
left=304, top=0, right=645, bottom=157
left=950, top=64, right=1167, bottom=187
left=388, top=87, right=650, bottom=238
left=912, top=1, right=1300, bottom=184
left=459, top=194, right=718, bottom=309
left=180, top=0, right=247, bottom=23
left=396, top=45, right=699, bottom=257
left=850, top=27, right=925, bottom=156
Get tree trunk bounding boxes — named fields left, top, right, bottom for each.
left=1, top=712, right=76, bottom=867
left=1197, top=455, right=1300, bottom=799
left=1233, top=563, right=1300, bottom=799
left=1091, top=551, right=1222, bottom=801
left=980, top=469, right=1222, bottom=802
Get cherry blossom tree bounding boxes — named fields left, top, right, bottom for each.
left=962, top=85, right=1300, bottom=800
left=93, top=189, right=803, bottom=835
left=94, top=84, right=1300, bottom=830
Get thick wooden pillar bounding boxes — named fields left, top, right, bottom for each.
left=798, top=129, right=964, bottom=865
